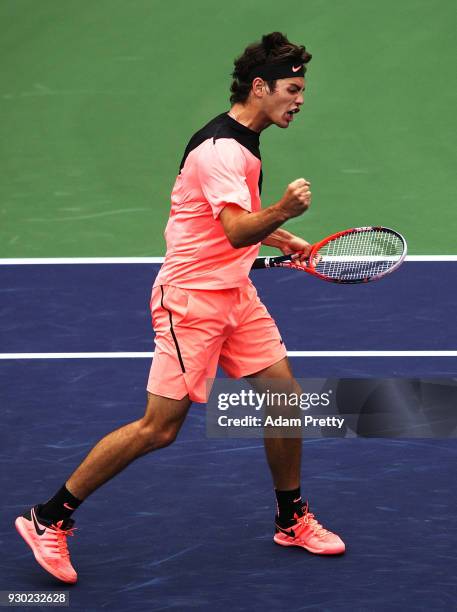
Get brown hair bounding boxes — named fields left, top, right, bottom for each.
left=230, top=32, right=312, bottom=104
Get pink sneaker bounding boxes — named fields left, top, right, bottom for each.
left=15, top=506, right=77, bottom=583
left=274, top=502, right=345, bottom=555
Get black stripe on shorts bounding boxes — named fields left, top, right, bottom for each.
left=160, top=285, right=186, bottom=373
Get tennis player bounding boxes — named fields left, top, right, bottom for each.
left=15, top=32, right=345, bottom=584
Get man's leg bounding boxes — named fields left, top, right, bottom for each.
left=15, top=392, right=191, bottom=582
left=247, top=356, right=302, bottom=492
left=67, top=392, right=191, bottom=499
left=247, top=357, right=345, bottom=555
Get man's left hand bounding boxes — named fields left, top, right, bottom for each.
left=280, top=236, right=312, bottom=264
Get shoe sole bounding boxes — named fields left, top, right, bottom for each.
left=15, top=518, right=77, bottom=584
left=274, top=534, right=345, bottom=555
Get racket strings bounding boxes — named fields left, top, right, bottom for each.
left=315, top=229, right=404, bottom=280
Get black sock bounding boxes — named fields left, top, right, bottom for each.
left=38, top=485, right=82, bottom=522
left=275, top=487, right=303, bottom=526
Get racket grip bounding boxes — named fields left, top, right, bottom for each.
left=251, top=255, right=293, bottom=269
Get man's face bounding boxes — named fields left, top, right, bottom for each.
left=259, top=77, right=305, bottom=129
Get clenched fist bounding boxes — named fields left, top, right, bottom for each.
left=279, top=178, right=312, bottom=219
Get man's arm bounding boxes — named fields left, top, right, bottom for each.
left=219, top=178, right=311, bottom=249
left=262, top=228, right=313, bottom=259
left=262, top=227, right=296, bottom=249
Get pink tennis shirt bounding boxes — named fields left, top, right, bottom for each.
left=154, top=113, right=263, bottom=289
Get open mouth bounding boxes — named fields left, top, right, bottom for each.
left=285, top=108, right=300, bottom=121
left=285, top=109, right=299, bottom=121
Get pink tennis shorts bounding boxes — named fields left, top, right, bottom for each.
left=147, top=282, right=287, bottom=403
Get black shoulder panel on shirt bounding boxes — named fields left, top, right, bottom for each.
left=178, top=112, right=263, bottom=193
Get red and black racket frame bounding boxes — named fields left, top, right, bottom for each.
left=250, top=226, right=407, bottom=284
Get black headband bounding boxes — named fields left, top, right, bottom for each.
left=246, top=61, right=305, bottom=81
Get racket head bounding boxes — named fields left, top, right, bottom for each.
left=307, top=226, right=407, bottom=283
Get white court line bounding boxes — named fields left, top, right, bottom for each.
left=0, top=257, right=165, bottom=265
left=0, top=351, right=456, bottom=360
left=0, top=256, right=457, bottom=265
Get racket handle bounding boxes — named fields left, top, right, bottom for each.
left=251, top=255, right=293, bottom=269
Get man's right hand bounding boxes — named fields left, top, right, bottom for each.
left=219, top=178, right=312, bottom=248
left=279, top=178, right=312, bottom=219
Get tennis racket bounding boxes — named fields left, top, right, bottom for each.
left=251, top=226, right=407, bottom=284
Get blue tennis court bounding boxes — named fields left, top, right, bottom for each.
left=1, top=262, right=456, bottom=611
left=1, top=261, right=457, bottom=355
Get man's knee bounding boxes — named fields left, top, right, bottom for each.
left=137, top=420, right=179, bottom=453
left=137, top=392, right=191, bottom=453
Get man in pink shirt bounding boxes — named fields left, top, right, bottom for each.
left=16, top=32, right=345, bottom=585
